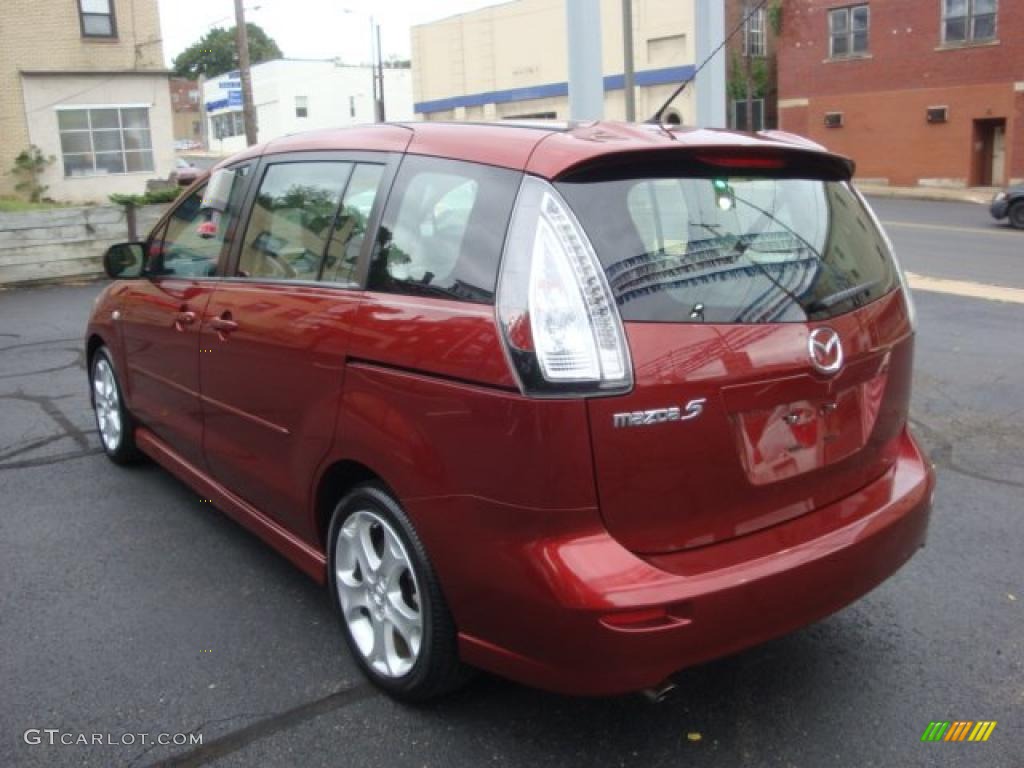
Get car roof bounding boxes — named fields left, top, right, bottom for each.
left=216, top=120, right=853, bottom=179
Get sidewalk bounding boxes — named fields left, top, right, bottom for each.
left=857, top=184, right=998, bottom=205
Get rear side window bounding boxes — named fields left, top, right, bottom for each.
left=238, top=161, right=353, bottom=281
left=558, top=176, right=897, bottom=323
left=368, top=156, right=520, bottom=304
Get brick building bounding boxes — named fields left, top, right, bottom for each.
left=0, top=0, right=174, bottom=202
left=169, top=78, right=202, bottom=147
left=776, top=0, right=1023, bottom=187
left=725, top=0, right=780, bottom=131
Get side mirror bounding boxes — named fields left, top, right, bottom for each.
left=103, top=242, right=145, bottom=279
left=201, top=168, right=237, bottom=213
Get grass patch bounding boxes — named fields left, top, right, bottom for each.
left=0, top=196, right=73, bottom=212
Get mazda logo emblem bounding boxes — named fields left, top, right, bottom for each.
left=808, top=327, right=843, bottom=375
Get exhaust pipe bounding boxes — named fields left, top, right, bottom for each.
left=642, top=680, right=677, bottom=703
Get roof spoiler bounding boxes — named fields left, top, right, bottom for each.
left=555, top=145, right=856, bottom=183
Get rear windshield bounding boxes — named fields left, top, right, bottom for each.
left=557, top=176, right=897, bottom=323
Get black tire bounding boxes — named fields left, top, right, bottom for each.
left=90, top=346, right=141, bottom=465
left=1008, top=201, right=1024, bottom=230
left=327, top=482, right=470, bottom=702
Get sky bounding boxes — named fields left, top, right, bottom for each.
left=158, top=0, right=508, bottom=69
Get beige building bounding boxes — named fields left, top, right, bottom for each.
left=0, top=0, right=174, bottom=203
left=411, top=0, right=695, bottom=123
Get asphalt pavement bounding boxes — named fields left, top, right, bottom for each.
left=0, top=197, right=1021, bottom=767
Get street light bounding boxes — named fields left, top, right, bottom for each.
left=342, top=8, right=385, bottom=122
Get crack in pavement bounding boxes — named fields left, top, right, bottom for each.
left=910, top=416, right=1024, bottom=490
left=135, top=683, right=376, bottom=768
left=0, top=390, right=91, bottom=449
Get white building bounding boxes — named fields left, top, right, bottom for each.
left=203, top=59, right=414, bottom=155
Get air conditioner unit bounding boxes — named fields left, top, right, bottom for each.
left=824, top=112, right=843, bottom=128
left=926, top=106, right=949, bottom=123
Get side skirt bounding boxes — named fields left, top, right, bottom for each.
left=135, top=426, right=327, bottom=584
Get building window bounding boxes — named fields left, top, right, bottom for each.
left=349, top=96, right=356, bottom=118
left=829, top=5, right=869, bottom=58
left=58, top=107, right=153, bottom=177
left=732, top=99, right=765, bottom=131
left=295, top=96, right=309, bottom=119
left=743, top=7, right=766, bottom=57
left=211, top=111, right=246, bottom=139
left=942, top=0, right=996, bottom=43
left=78, top=0, right=116, bottom=38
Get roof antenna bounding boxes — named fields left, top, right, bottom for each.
left=647, top=0, right=770, bottom=126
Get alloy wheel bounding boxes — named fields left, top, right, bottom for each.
left=93, top=357, right=122, bottom=453
left=334, top=509, right=423, bottom=678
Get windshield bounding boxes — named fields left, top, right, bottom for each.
left=557, top=176, right=897, bottom=323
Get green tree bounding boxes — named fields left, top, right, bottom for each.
left=172, top=24, right=282, bottom=79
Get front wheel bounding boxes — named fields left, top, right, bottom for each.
left=1008, top=201, right=1024, bottom=230
left=327, top=483, right=470, bottom=702
left=90, top=346, right=140, bottom=464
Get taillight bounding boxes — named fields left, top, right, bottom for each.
left=496, top=175, right=632, bottom=397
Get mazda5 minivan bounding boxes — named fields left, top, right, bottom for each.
left=86, top=121, right=934, bottom=701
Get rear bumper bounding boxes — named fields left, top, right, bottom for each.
left=454, top=427, right=934, bottom=696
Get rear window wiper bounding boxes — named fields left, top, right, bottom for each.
left=805, top=280, right=879, bottom=314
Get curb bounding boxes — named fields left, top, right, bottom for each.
left=857, top=185, right=995, bottom=205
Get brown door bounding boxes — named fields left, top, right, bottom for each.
left=972, top=118, right=1006, bottom=187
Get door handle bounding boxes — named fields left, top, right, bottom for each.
left=210, top=313, right=239, bottom=337
left=173, top=310, right=196, bottom=331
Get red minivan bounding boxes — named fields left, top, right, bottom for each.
left=86, top=121, right=934, bottom=701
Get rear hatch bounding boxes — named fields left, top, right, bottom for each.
left=557, top=149, right=914, bottom=554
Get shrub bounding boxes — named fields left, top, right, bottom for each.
left=11, top=146, right=55, bottom=203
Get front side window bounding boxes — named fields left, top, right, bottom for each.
left=942, top=0, right=997, bottom=43
left=743, top=7, right=766, bottom=57
left=558, top=174, right=897, bottom=325
left=829, top=5, right=870, bottom=57
left=237, top=162, right=354, bottom=281
left=369, top=156, right=520, bottom=304
left=58, top=107, right=153, bottom=177
left=147, top=166, right=251, bottom=278
left=79, top=0, right=116, bottom=37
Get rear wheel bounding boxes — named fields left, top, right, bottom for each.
left=90, top=346, right=140, bottom=465
left=1009, top=201, right=1024, bottom=230
left=327, top=483, right=469, bottom=702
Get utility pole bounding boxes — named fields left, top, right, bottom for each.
left=622, top=0, right=636, bottom=122
left=694, top=0, right=726, bottom=128
left=376, top=24, right=386, bottom=122
left=566, top=0, right=604, bottom=121
left=234, top=0, right=258, bottom=146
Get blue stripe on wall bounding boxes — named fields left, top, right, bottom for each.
left=414, top=64, right=694, bottom=114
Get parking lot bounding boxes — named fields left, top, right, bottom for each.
left=1, top=197, right=1021, bottom=767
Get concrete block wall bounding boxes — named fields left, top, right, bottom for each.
left=0, top=204, right=168, bottom=286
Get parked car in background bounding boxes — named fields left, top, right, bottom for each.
left=170, top=157, right=200, bottom=187
left=990, top=185, right=1024, bottom=229
left=86, top=121, right=935, bottom=702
